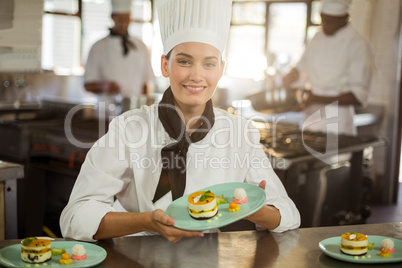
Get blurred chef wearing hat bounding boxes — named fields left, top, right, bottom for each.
left=84, top=0, right=155, bottom=99
left=60, top=0, right=300, bottom=243
left=282, top=0, right=373, bottom=135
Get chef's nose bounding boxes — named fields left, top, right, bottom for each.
left=190, top=65, right=203, bottom=81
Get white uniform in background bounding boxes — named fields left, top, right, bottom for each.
left=297, top=25, right=372, bottom=135
left=296, top=23, right=372, bottom=135
left=60, top=104, right=301, bottom=241
left=84, top=35, right=155, bottom=97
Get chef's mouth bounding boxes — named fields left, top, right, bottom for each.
left=183, top=85, right=207, bottom=92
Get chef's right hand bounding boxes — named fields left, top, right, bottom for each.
left=150, top=209, right=204, bottom=243
left=282, top=68, right=299, bottom=89
left=84, top=81, right=120, bottom=94
left=105, top=81, right=120, bottom=94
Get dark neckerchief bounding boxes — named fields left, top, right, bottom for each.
left=109, top=29, right=136, bottom=56
left=152, top=87, right=215, bottom=203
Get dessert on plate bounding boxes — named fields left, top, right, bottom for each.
left=188, top=190, right=218, bottom=220
left=340, top=232, right=368, bottom=256
left=379, top=248, right=391, bottom=258
left=381, top=238, right=395, bottom=253
left=233, top=188, right=248, bottom=204
left=71, top=244, right=87, bottom=260
left=59, top=253, right=73, bottom=264
left=51, top=247, right=66, bottom=256
left=21, top=237, right=52, bottom=263
left=228, top=202, right=240, bottom=212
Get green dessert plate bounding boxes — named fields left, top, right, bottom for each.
left=165, top=182, right=266, bottom=231
left=0, top=241, right=106, bottom=267
left=319, top=235, right=402, bottom=263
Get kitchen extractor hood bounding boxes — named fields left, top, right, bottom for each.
left=0, top=0, right=43, bottom=73
left=0, top=0, right=14, bottom=30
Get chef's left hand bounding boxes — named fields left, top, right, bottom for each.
left=150, top=209, right=204, bottom=243
left=258, top=180, right=266, bottom=190
left=244, top=180, right=281, bottom=230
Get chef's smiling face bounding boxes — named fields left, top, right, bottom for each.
left=320, top=13, right=349, bottom=36
left=161, top=42, right=225, bottom=114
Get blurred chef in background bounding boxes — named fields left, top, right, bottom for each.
left=282, top=0, right=372, bottom=135
left=84, top=0, right=155, bottom=99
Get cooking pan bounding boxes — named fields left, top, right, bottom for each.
left=247, top=87, right=305, bottom=112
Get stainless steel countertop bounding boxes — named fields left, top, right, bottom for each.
left=1, top=222, right=401, bottom=267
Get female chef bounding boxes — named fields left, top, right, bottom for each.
left=60, top=0, right=300, bottom=243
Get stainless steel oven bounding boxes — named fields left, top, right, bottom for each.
left=258, top=123, right=385, bottom=227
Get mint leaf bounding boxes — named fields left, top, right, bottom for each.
left=22, top=237, right=37, bottom=245
left=199, top=190, right=212, bottom=201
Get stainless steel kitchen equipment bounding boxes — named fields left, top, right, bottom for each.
left=0, top=96, right=167, bottom=238
left=247, top=87, right=304, bottom=113
left=232, top=98, right=386, bottom=227
left=0, top=161, right=23, bottom=239
left=0, top=99, right=101, bottom=237
left=257, top=122, right=385, bottom=227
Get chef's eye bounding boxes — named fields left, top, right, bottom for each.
left=178, top=59, right=191, bottom=65
left=204, top=62, right=216, bottom=68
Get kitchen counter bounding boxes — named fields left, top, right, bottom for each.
left=0, top=161, right=23, bottom=182
left=0, top=222, right=401, bottom=267
left=235, top=100, right=384, bottom=128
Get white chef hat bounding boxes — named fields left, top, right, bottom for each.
left=321, top=0, right=352, bottom=16
left=111, top=0, right=132, bottom=14
left=156, top=0, right=232, bottom=55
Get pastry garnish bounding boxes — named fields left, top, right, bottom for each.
left=59, top=253, right=73, bottom=264
left=22, top=237, right=37, bottom=245
left=228, top=202, right=240, bottom=212
left=379, top=248, right=391, bottom=257
left=216, top=194, right=227, bottom=206
left=367, top=242, right=374, bottom=250
left=199, top=190, right=212, bottom=202
left=51, top=247, right=66, bottom=255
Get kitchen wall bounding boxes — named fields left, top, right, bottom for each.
left=0, top=0, right=43, bottom=73
left=350, top=0, right=402, bottom=203
left=0, top=72, right=94, bottom=104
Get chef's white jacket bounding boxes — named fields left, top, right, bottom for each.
left=60, top=105, right=301, bottom=241
left=297, top=24, right=372, bottom=135
left=84, top=35, right=155, bottom=97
